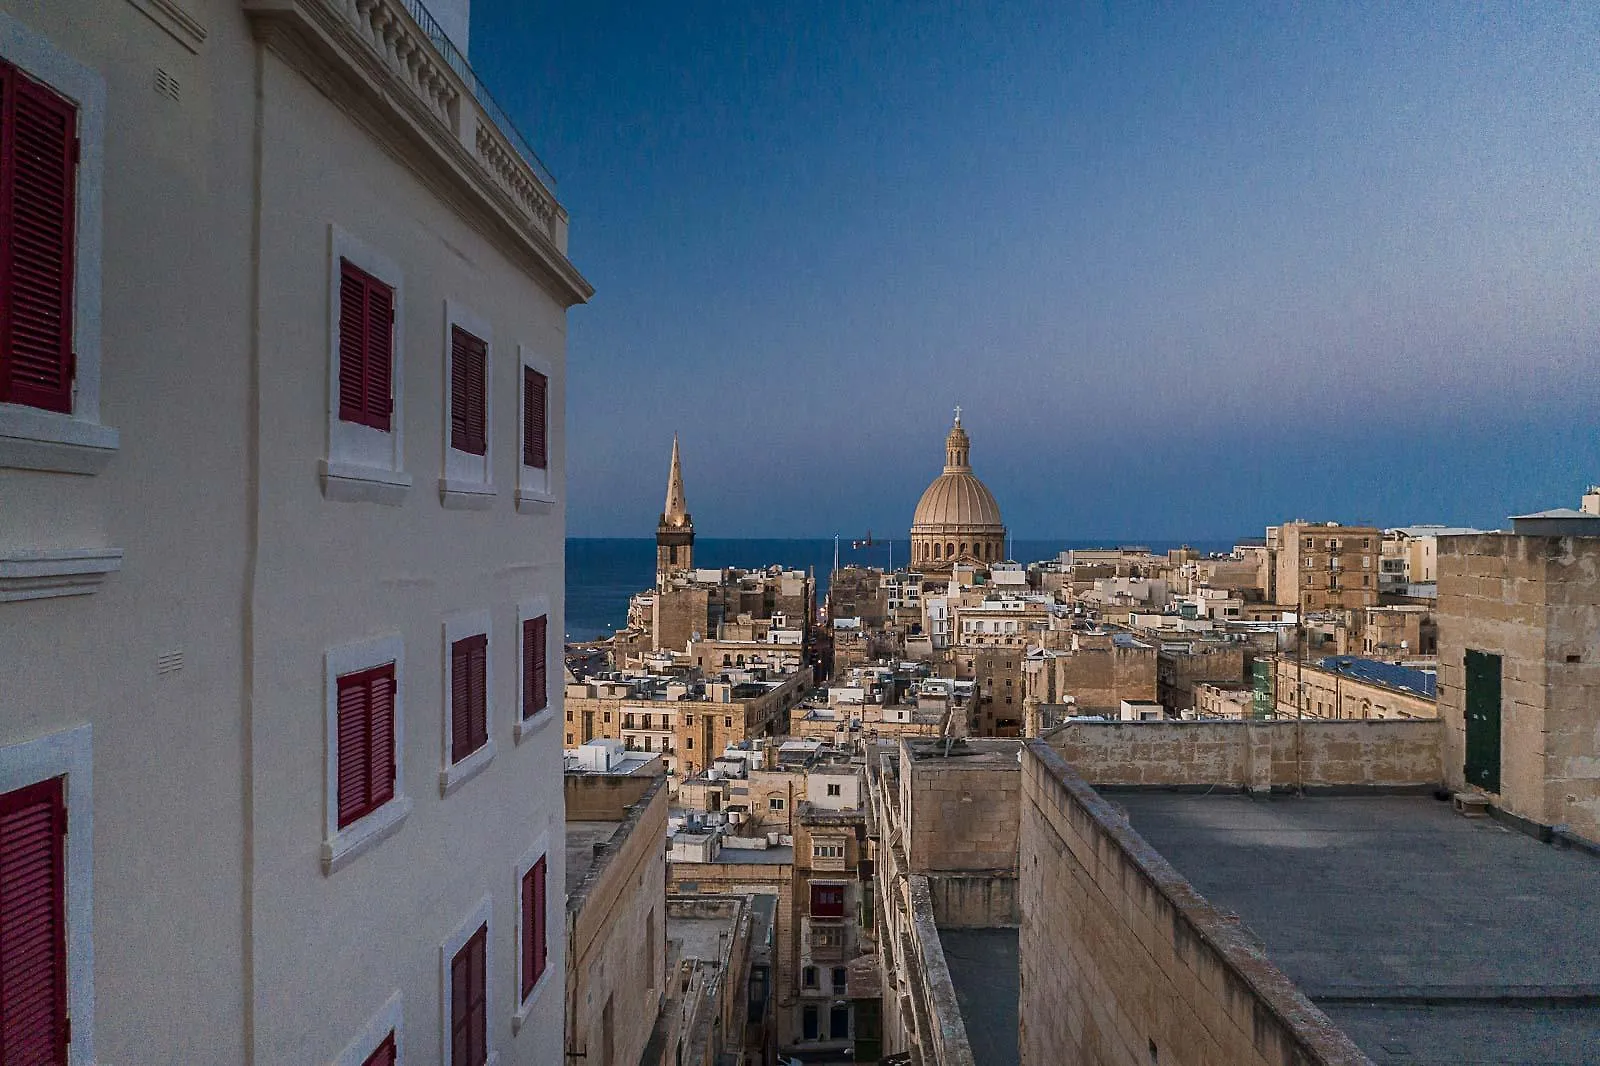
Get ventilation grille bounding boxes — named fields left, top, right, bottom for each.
left=154, top=68, right=180, bottom=102
left=157, top=650, right=184, bottom=675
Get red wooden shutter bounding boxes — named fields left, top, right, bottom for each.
left=360, top=1032, right=396, bottom=1066
left=366, top=667, right=396, bottom=810
left=336, top=672, right=372, bottom=828
left=337, top=260, right=393, bottom=432
left=468, top=638, right=487, bottom=750
left=363, top=280, right=393, bottom=431
left=522, top=368, right=548, bottom=469
left=451, top=926, right=487, bottom=1066
left=0, top=776, right=68, bottom=1066
left=520, top=862, right=536, bottom=1000
left=450, top=635, right=486, bottom=762
left=531, top=856, right=547, bottom=986
left=0, top=63, right=79, bottom=413
left=521, top=616, right=548, bottom=720
left=337, top=664, right=395, bottom=828
left=450, top=326, right=486, bottom=455
left=523, top=615, right=548, bottom=719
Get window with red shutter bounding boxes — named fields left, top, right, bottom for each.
left=360, top=1031, right=397, bottom=1066
left=336, top=663, right=397, bottom=828
left=337, top=259, right=395, bottom=432
left=522, top=855, right=547, bottom=1000
left=450, top=925, right=488, bottom=1066
left=0, top=776, right=68, bottom=1064
left=450, top=326, right=487, bottom=455
left=450, top=634, right=488, bottom=762
left=522, top=367, right=547, bottom=469
left=0, top=61, right=79, bottom=414
left=522, top=615, right=548, bottom=720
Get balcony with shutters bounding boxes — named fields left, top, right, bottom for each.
left=244, top=0, right=592, bottom=305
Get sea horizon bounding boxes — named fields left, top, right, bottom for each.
left=564, top=534, right=1241, bottom=643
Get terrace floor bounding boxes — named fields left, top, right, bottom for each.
left=1114, top=792, right=1600, bottom=1065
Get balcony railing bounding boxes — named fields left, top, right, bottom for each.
left=395, top=0, right=556, bottom=190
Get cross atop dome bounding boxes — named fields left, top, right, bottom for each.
left=954, top=404, right=962, bottom=425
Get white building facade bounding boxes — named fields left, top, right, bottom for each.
left=0, top=0, right=590, bottom=1063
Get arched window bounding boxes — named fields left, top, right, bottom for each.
left=960, top=542, right=968, bottom=556
left=946, top=542, right=955, bottom=557
left=723, top=654, right=731, bottom=666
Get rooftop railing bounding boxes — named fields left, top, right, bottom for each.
left=396, top=0, right=557, bottom=191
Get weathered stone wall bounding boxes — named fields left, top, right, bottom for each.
left=1044, top=644, right=1158, bottom=715
left=1019, top=742, right=1370, bottom=1066
left=1159, top=643, right=1248, bottom=711
left=1438, top=533, right=1600, bottom=843
left=927, top=873, right=1019, bottom=928
left=1046, top=719, right=1443, bottom=790
left=903, top=742, right=1022, bottom=872
left=567, top=777, right=668, bottom=1066
left=564, top=766, right=662, bottom=820
left=655, top=585, right=712, bottom=652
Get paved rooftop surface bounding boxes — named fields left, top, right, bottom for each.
left=713, top=845, right=794, bottom=865
left=1115, top=793, right=1600, bottom=1065
left=940, top=928, right=1020, bottom=1066
left=564, top=820, right=621, bottom=889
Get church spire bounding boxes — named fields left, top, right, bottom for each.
left=663, top=433, right=689, bottom=527
left=657, top=435, right=695, bottom=582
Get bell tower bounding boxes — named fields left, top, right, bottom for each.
left=657, top=434, right=694, bottom=585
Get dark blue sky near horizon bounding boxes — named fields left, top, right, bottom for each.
left=470, top=1, right=1600, bottom=541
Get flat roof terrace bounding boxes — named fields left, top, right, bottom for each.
left=1114, top=792, right=1600, bottom=1065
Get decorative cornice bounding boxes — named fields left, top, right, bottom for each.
left=243, top=0, right=593, bottom=307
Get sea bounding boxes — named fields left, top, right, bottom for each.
left=564, top=536, right=1237, bottom=643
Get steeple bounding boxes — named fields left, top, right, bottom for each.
left=944, top=407, right=971, bottom=472
left=663, top=433, right=689, bottom=528
left=657, top=435, right=694, bottom=582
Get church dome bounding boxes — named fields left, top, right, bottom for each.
left=912, top=471, right=1003, bottom=528
left=910, top=411, right=1007, bottom=568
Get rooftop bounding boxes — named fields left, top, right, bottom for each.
left=941, top=928, right=1020, bottom=1066
left=564, top=820, right=623, bottom=890
left=1115, top=792, right=1600, bottom=1065
left=713, top=845, right=794, bottom=865
left=1315, top=655, right=1437, bottom=698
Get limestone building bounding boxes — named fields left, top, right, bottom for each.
left=1270, top=520, right=1381, bottom=614
left=0, top=0, right=589, bottom=1062
left=910, top=410, right=1007, bottom=569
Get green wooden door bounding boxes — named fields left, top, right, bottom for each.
left=1464, top=650, right=1502, bottom=792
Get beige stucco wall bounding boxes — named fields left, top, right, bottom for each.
left=1437, top=534, right=1600, bottom=842
left=1046, top=719, right=1444, bottom=790
left=1270, top=658, right=1437, bottom=720
left=0, top=1, right=585, bottom=1062
left=247, top=41, right=572, bottom=1064
left=1019, top=743, right=1369, bottom=1066
left=0, top=1, right=256, bottom=1061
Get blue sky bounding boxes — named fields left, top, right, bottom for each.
left=471, top=1, right=1600, bottom=540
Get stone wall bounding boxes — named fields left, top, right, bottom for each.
left=1437, top=533, right=1600, bottom=843
left=927, top=874, right=1019, bottom=928
left=1019, top=742, right=1370, bottom=1066
left=901, top=740, right=1022, bottom=872
left=1045, top=719, right=1443, bottom=790
left=567, top=776, right=669, bottom=1066
left=1049, top=642, right=1158, bottom=714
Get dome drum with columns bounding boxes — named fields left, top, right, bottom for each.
left=911, top=410, right=1006, bottom=569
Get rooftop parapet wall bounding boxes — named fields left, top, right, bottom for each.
left=1019, top=741, right=1372, bottom=1066
left=1045, top=719, right=1443, bottom=791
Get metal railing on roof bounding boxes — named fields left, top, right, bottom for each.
left=398, top=0, right=557, bottom=191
